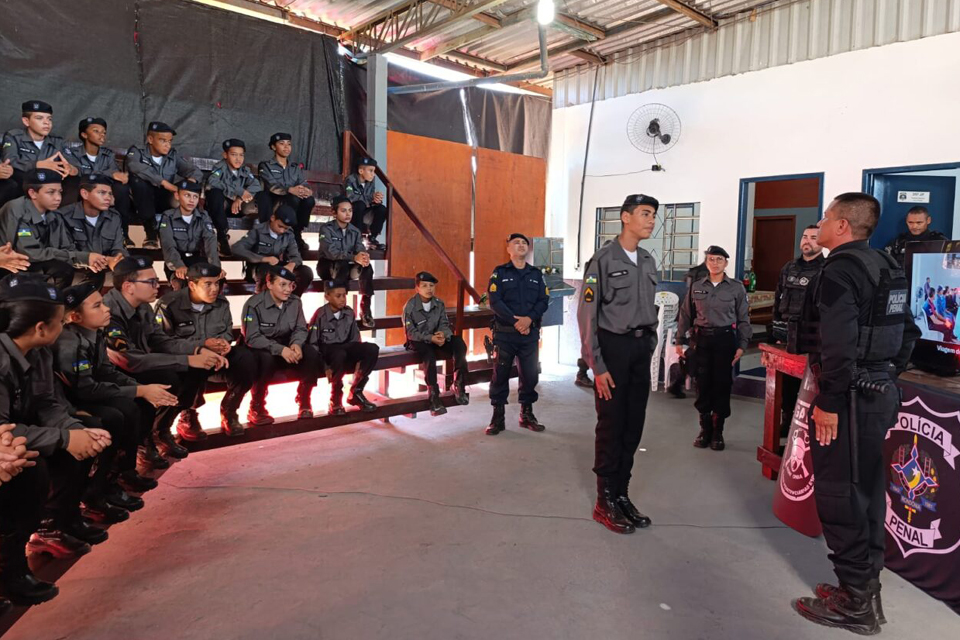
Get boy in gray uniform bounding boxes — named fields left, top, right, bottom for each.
left=0, top=100, right=78, bottom=207
left=403, top=271, right=469, bottom=416
left=230, top=204, right=313, bottom=293
left=126, top=122, right=202, bottom=249
left=60, top=173, right=127, bottom=287
left=237, top=265, right=321, bottom=425
left=158, top=180, right=221, bottom=290
left=256, top=132, right=315, bottom=250
left=307, top=281, right=379, bottom=416
left=317, top=196, right=375, bottom=328
left=344, top=157, right=387, bottom=251
left=205, top=138, right=261, bottom=256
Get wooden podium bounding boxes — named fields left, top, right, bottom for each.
left=757, top=343, right=808, bottom=480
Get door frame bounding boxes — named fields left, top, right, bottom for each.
left=736, top=172, right=825, bottom=279
left=862, top=161, right=960, bottom=193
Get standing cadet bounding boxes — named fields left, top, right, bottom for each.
left=230, top=204, right=313, bottom=294
left=126, top=122, right=202, bottom=250
left=157, top=263, right=257, bottom=439
left=485, top=233, right=548, bottom=436
left=60, top=173, right=128, bottom=286
left=317, top=196, right=375, bottom=328
left=204, top=139, right=261, bottom=256
left=158, top=180, right=221, bottom=290
left=403, top=272, right=469, bottom=416
left=675, top=246, right=752, bottom=451
left=883, top=205, right=948, bottom=267
left=63, top=117, right=132, bottom=246
left=256, top=132, right=315, bottom=250
left=0, top=169, right=110, bottom=288
left=0, top=100, right=78, bottom=208
left=793, top=193, right=919, bottom=634
left=307, top=281, right=380, bottom=415
left=577, top=193, right=659, bottom=535
left=344, top=157, right=388, bottom=251
left=237, top=265, right=321, bottom=425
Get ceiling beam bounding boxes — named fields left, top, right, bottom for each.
left=441, top=49, right=509, bottom=72
left=652, top=0, right=718, bottom=28
left=428, top=0, right=501, bottom=27
left=555, top=13, right=606, bottom=40
left=568, top=50, right=606, bottom=65
left=419, top=24, right=500, bottom=61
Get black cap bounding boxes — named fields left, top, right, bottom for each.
left=22, top=100, right=52, bottom=114
left=113, top=256, right=153, bottom=279
left=0, top=273, right=63, bottom=304
left=268, top=265, right=296, bottom=282
left=323, top=279, right=345, bottom=291
left=24, top=168, right=62, bottom=185
left=507, top=233, right=530, bottom=244
left=177, top=180, right=202, bottom=194
left=358, top=157, right=377, bottom=168
left=222, top=138, right=245, bottom=151
left=80, top=173, right=113, bottom=189
left=187, top=262, right=222, bottom=280
left=415, top=271, right=439, bottom=285
left=274, top=205, right=297, bottom=226
left=705, top=245, right=730, bottom=259
left=269, top=132, right=292, bottom=147
left=78, top=117, right=107, bottom=135
left=63, top=282, right=99, bottom=310
left=623, top=194, right=660, bottom=210
left=331, top=195, right=352, bottom=210
left=148, top=121, right=176, bottom=135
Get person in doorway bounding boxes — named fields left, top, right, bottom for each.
left=158, top=180, right=221, bottom=291
left=205, top=139, right=261, bottom=256
left=316, top=196, right=375, bottom=328
left=883, top=205, right=947, bottom=267
left=0, top=100, right=78, bottom=208
left=256, top=132, right=315, bottom=251
left=344, top=157, right=387, bottom=251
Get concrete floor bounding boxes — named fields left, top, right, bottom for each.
left=7, top=369, right=957, bottom=639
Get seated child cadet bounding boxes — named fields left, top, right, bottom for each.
left=230, top=204, right=313, bottom=294
left=343, top=157, right=387, bottom=251
left=204, top=138, right=261, bottom=256
left=158, top=180, right=221, bottom=291
left=0, top=100, right=78, bottom=208
left=317, top=196, right=375, bottom=329
left=256, top=132, right=315, bottom=251
left=59, top=173, right=127, bottom=287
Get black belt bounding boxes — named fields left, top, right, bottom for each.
left=695, top=326, right=735, bottom=336
left=624, top=327, right=654, bottom=338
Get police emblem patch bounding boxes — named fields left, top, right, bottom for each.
left=585, top=275, right=597, bottom=285
left=886, top=289, right=907, bottom=315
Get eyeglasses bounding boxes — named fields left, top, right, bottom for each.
left=132, top=278, right=161, bottom=288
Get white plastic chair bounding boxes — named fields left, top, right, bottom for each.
left=652, top=291, right=679, bottom=391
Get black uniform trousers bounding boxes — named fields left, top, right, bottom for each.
left=0, top=259, right=75, bottom=290
left=45, top=447, right=95, bottom=528
left=205, top=188, right=244, bottom=243
left=249, top=262, right=314, bottom=296
left=62, top=177, right=132, bottom=234
left=810, top=374, right=899, bottom=588
left=132, top=369, right=208, bottom=441
left=0, top=170, right=26, bottom=208
left=780, top=375, right=802, bottom=437
left=489, top=333, right=539, bottom=406
left=129, top=176, right=171, bottom=241
left=593, top=329, right=654, bottom=489
left=255, top=191, right=316, bottom=236
left=0, top=461, right=48, bottom=574
left=235, top=343, right=322, bottom=403
left=692, top=328, right=738, bottom=419
left=186, top=347, right=259, bottom=411
left=74, top=402, right=141, bottom=501
left=316, top=259, right=374, bottom=297
left=349, top=202, right=388, bottom=240
left=408, top=337, right=468, bottom=390
left=321, top=342, right=379, bottom=395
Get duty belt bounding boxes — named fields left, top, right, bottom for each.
left=695, top=326, right=735, bottom=336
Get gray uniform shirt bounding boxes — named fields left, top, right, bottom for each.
left=230, top=221, right=302, bottom=266
left=0, top=197, right=87, bottom=265
left=53, top=324, right=138, bottom=403
left=317, top=221, right=364, bottom=262
left=204, top=160, right=262, bottom=200
left=676, top=275, right=752, bottom=350
left=156, top=288, right=234, bottom=351
left=126, top=145, right=202, bottom=186
left=403, top=296, right=453, bottom=344
left=158, top=207, right=220, bottom=270
left=344, top=173, right=375, bottom=207
left=308, top=304, right=360, bottom=348
left=241, top=291, right=308, bottom=355
left=1, top=129, right=69, bottom=172
left=60, top=201, right=127, bottom=258
left=64, top=144, right=121, bottom=175
left=577, top=238, right=659, bottom=376
left=258, top=159, right=307, bottom=195
left=103, top=288, right=195, bottom=373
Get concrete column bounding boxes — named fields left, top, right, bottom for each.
left=365, top=53, right=389, bottom=173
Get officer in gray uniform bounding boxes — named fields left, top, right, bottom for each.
left=158, top=180, right=220, bottom=290
left=0, top=100, right=78, bottom=208
left=60, top=173, right=128, bottom=286
left=157, top=263, right=257, bottom=439
left=230, top=204, right=313, bottom=293
left=204, top=138, right=261, bottom=254
left=237, top=265, right=321, bottom=425
left=317, top=196, right=375, bottom=328
left=256, top=132, right=315, bottom=250
left=307, top=280, right=379, bottom=416
left=578, top=193, right=659, bottom=535
left=126, top=121, right=202, bottom=249
left=675, top=245, right=751, bottom=452
left=344, top=157, right=388, bottom=250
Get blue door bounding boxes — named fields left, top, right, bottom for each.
left=870, top=174, right=955, bottom=250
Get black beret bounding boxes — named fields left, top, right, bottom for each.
left=78, top=117, right=107, bottom=134
left=268, top=265, right=296, bottom=282
left=323, top=280, right=346, bottom=291
left=177, top=180, right=202, bottom=194
left=187, top=262, right=222, bottom=280
left=273, top=205, right=297, bottom=226
left=0, top=273, right=63, bottom=304
left=507, top=233, right=530, bottom=244
left=80, top=173, right=113, bottom=189
left=331, top=195, right=352, bottom=210
left=269, top=132, right=292, bottom=146
left=113, top=256, right=152, bottom=279
left=24, top=168, right=62, bottom=185
left=22, top=100, right=52, bottom=114
left=63, top=282, right=99, bottom=310
left=705, top=245, right=730, bottom=259
left=222, top=138, right=245, bottom=151
left=415, top=271, right=438, bottom=285
left=358, top=157, right=377, bottom=168
left=623, top=194, right=660, bottom=210
left=148, top=121, right=176, bottom=135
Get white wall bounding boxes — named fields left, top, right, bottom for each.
left=548, top=32, right=960, bottom=278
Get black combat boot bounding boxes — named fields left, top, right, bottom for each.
left=593, top=478, right=635, bottom=534
left=157, top=429, right=188, bottom=459
left=816, top=579, right=886, bottom=625
left=138, top=440, right=170, bottom=470
left=359, top=296, right=375, bottom=329
left=0, top=536, right=58, bottom=605
left=296, top=385, right=314, bottom=419
left=59, top=518, right=109, bottom=546
left=575, top=370, right=594, bottom=389
left=26, top=527, right=92, bottom=559
left=119, top=469, right=158, bottom=493
left=693, top=413, right=713, bottom=448
left=710, top=415, right=726, bottom=451
left=82, top=499, right=130, bottom=524
left=519, top=404, right=545, bottom=432
left=0, top=598, right=11, bottom=616
left=485, top=404, right=505, bottom=435
left=428, top=386, right=447, bottom=416
left=794, top=583, right=880, bottom=635
left=667, top=375, right=686, bottom=398
left=615, top=481, right=652, bottom=528
left=247, top=385, right=274, bottom=426
left=329, top=383, right=346, bottom=416
left=348, top=389, right=378, bottom=412
left=176, top=409, right=207, bottom=442
left=105, top=483, right=146, bottom=510
left=220, top=387, right=246, bottom=436
left=453, top=372, right=469, bottom=406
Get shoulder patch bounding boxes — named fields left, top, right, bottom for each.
left=155, top=312, right=163, bottom=324
left=489, top=283, right=497, bottom=293
left=244, top=314, right=254, bottom=322
left=583, top=287, right=595, bottom=303
left=107, top=328, right=122, bottom=337
left=490, top=272, right=498, bottom=279
left=585, top=275, right=597, bottom=285
left=72, top=360, right=92, bottom=372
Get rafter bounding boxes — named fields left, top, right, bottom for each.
left=653, top=0, right=718, bottom=28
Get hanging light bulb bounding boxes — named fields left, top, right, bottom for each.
left=536, top=0, right=555, bottom=25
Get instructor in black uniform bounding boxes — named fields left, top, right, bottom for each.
left=577, top=193, right=659, bottom=535
left=793, top=193, right=920, bottom=634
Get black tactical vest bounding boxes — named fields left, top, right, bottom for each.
left=777, top=257, right=823, bottom=319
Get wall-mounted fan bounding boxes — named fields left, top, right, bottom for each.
left=626, top=103, right=681, bottom=155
